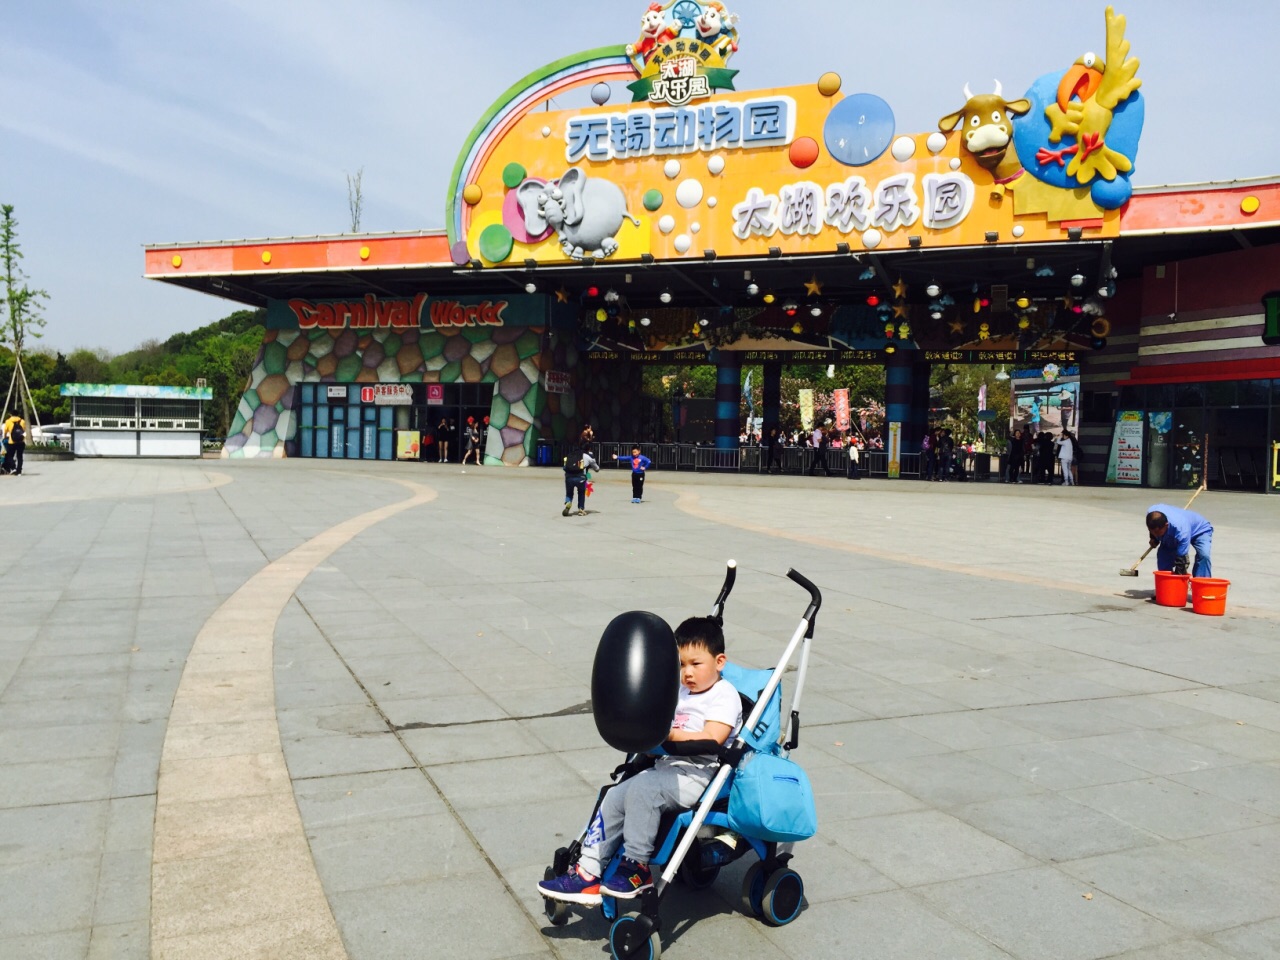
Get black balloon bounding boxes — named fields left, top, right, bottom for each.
left=591, top=611, right=679, bottom=753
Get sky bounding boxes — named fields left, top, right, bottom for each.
left=2, top=0, right=1278, bottom=354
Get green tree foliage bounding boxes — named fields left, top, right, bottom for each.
left=641, top=361, right=886, bottom=440
left=17, top=308, right=265, bottom=439
left=929, top=364, right=1012, bottom=449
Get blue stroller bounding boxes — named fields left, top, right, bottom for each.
left=541, top=562, right=821, bottom=959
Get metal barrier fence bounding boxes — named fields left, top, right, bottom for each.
left=530, top=440, right=1024, bottom=483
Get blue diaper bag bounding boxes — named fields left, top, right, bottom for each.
left=727, top=751, right=817, bottom=843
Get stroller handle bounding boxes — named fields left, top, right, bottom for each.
left=786, top=568, right=822, bottom=621
left=710, top=560, right=737, bottom=624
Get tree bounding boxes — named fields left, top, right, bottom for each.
left=346, top=168, right=364, bottom=233
left=929, top=364, right=1012, bottom=449
left=1, top=204, right=50, bottom=426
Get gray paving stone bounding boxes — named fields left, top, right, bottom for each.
left=757, top=889, right=1014, bottom=960
left=93, top=849, right=151, bottom=926
left=1169, top=762, right=1280, bottom=816
left=400, top=719, right=547, bottom=766
left=806, top=718, right=952, bottom=765
left=1064, top=777, right=1275, bottom=840
left=861, top=751, right=1045, bottom=808
left=1073, top=728, right=1246, bottom=776
left=293, top=767, right=448, bottom=829
left=965, top=738, right=1151, bottom=791
left=308, top=813, right=481, bottom=893
left=808, top=762, right=929, bottom=821
left=276, top=702, right=388, bottom=741
left=953, top=792, right=1159, bottom=862
left=0, top=756, right=116, bottom=808
left=425, top=753, right=593, bottom=812
left=282, top=731, right=413, bottom=780
left=1207, top=917, right=1280, bottom=959
left=0, top=929, right=91, bottom=959
left=825, top=809, right=1034, bottom=887
left=0, top=853, right=99, bottom=937
left=0, top=799, right=108, bottom=865
left=328, top=874, right=547, bottom=960
left=87, top=920, right=150, bottom=960
left=1061, top=842, right=1280, bottom=934
left=917, top=865, right=1176, bottom=960
left=893, top=708, right=1049, bottom=751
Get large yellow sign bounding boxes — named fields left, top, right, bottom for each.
left=455, top=6, right=1142, bottom=268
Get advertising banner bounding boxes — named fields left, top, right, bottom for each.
left=833, top=389, right=850, bottom=432
left=798, top=389, right=814, bottom=431
left=395, top=430, right=421, bottom=461
left=1106, top=410, right=1145, bottom=484
left=426, top=384, right=444, bottom=405
left=887, top=421, right=902, bottom=479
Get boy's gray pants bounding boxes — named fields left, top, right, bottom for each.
left=579, top=760, right=714, bottom=874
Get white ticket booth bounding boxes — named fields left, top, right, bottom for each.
left=61, top=384, right=212, bottom=458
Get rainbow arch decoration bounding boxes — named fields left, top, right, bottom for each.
left=446, top=46, right=635, bottom=257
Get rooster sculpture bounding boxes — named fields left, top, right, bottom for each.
left=1037, top=6, right=1142, bottom=186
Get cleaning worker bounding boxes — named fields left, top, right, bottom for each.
left=1145, top=503, right=1213, bottom=578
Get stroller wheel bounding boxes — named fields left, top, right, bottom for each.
left=543, top=896, right=570, bottom=926
left=761, top=868, right=804, bottom=927
left=541, top=866, right=571, bottom=926
left=739, top=862, right=767, bottom=919
left=609, top=915, right=661, bottom=960
left=678, top=852, right=720, bottom=890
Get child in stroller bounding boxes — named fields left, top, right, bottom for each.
left=539, top=564, right=821, bottom=960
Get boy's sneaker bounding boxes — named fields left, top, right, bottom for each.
left=577, top=509, right=587, bottom=516
left=602, top=857, right=652, bottom=898
left=537, top=865, right=602, bottom=906
left=562, top=503, right=572, bottom=516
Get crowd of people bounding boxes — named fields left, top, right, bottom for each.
left=1004, top=427, right=1080, bottom=485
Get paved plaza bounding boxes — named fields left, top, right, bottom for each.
left=2, top=457, right=1280, bottom=960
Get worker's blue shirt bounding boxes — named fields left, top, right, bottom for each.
left=1148, top=504, right=1213, bottom=557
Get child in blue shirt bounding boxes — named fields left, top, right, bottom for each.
left=615, top=447, right=652, bottom=503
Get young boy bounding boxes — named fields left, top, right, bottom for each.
left=615, top=446, right=652, bottom=503
left=538, top=617, right=742, bottom=904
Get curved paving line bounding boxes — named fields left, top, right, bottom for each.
left=151, top=476, right=436, bottom=960
left=674, top=489, right=1279, bottom=621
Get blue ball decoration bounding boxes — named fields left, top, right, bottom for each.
left=824, top=93, right=895, bottom=167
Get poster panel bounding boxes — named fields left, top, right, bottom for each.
left=887, top=421, right=902, bottom=479
left=1106, top=410, right=1144, bottom=484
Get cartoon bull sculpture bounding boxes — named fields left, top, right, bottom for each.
left=939, top=81, right=1030, bottom=199
left=515, top=169, right=640, bottom=261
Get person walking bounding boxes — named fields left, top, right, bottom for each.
left=809, top=424, right=826, bottom=475
left=921, top=429, right=935, bottom=481
left=562, top=443, right=601, bottom=516
left=1057, top=430, right=1076, bottom=485
left=938, top=429, right=955, bottom=481
left=765, top=427, right=782, bottom=474
left=462, top=418, right=482, bottom=465
left=1005, top=429, right=1022, bottom=483
left=1, top=417, right=25, bottom=476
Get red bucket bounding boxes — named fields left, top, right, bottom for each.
left=1153, top=571, right=1190, bottom=607
left=1190, top=577, right=1230, bottom=616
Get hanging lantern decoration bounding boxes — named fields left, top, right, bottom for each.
left=973, top=297, right=982, bottom=313
left=1015, top=296, right=1030, bottom=309
left=791, top=321, right=803, bottom=335
left=596, top=308, right=607, bottom=322
left=978, top=322, right=991, bottom=340
left=898, top=322, right=911, bottom=339
left=866, top=293, right=881, bottom=307
left=1071, top=273, right=1085, bottom=287
left=884, top=322, right=896, bottom=338
left=1017, top=316, right=1030, bottom=330
left=783, top=299, right=799, bottom=316
left=762, top=291, right=776, bottom=304
left=926, top=283, right=940, bottom=298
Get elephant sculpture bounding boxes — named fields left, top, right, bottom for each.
left=515, top=168, right=640, bottom=260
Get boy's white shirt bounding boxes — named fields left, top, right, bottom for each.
left=669, top=678, right=742, bottom=744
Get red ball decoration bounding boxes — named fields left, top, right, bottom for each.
left=866, top=294, right=880, bottom=307
left=788, top=137, right=820, bottom=169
